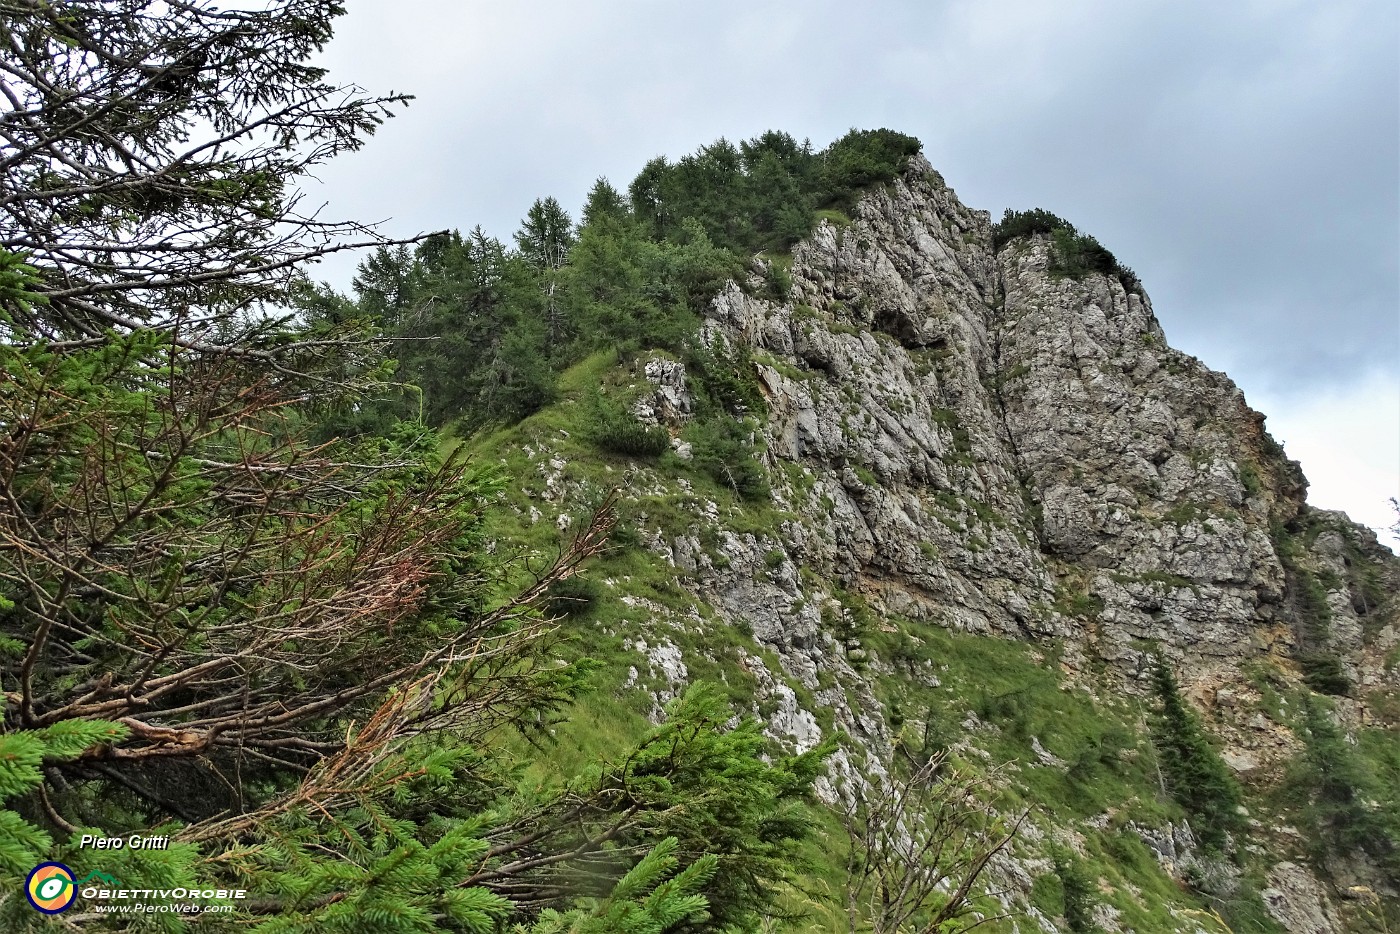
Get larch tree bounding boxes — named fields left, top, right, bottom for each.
left=514, top=197, right=575, bottom=345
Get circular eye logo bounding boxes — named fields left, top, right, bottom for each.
left=26, top=862, right=76, bottom=913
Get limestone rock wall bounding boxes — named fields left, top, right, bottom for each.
left=622, top=154, right=1397, bottom=932
left=691, top=155, right=1393, bottom=693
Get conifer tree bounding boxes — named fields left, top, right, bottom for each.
left=1147, top=656, right=1245, bottom=851
left=1292, top=697, right=1400, bottom=879
left=0, top=4, right=833, bottom=930
left=0, top=0, right=415, bottom=348
left=1052, top=848, right=1099, bottom=934
left=581, top=179, right=630, bottom=228
left=514, top=198, right=575, bottom=346
left=515, top=198, right=577, bottom=272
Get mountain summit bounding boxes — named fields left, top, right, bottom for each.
left=462, top=146, right=1397, bottom=931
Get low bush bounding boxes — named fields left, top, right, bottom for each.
left=684, top=415, right=770, bottom=502
left=584, top=393, right=671, bottom=457
left=1289, top=697, right=1400, bottom=881
left=817, top=128, right=923, bottom=210
left=543, top=575, right=604, bottom=618
left=1300, top=652, right=1351, bottom=696
left=1050, top=227, right=1119, bottom=278
left=991, top=208, right=1074, bottom=249
left=992, top=207, right=1142, bottom=294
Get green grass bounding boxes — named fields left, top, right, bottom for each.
left=814, top=208, right=853, bottom=228
left=555, top=348, right=622, bottom=398
left=863, top=619, right=1179, bottom=824
left=1110, top=570, right=1197, bottom=593
left=453, top=347, right=1309, bottom=932
left=1053, top=585, right=1104, bottom=619
left=852, top=618, right=1265, bottom=930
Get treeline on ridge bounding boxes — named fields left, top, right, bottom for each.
left=299, top=129, right=922, bottom=436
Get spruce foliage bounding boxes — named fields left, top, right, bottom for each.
left=1289, top=697, right=1400, bottom=880
left=524, top=838, right=717, bottom=933
left=0, top=721, right=126, bottom=874
left=1147, top=657, right=1245, bottom=851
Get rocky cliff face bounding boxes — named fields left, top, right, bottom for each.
left=701, top=156, right=1352, bottom=666
left=502, top=156, right=1398, bottom=932
left=688, top=155, right=1393, bottom=688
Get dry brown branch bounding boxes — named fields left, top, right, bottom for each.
left=174, top=493, right=617, bottom=843
left=842, top=750, right=1026, bottom=933
left=0, top=292, right=617, bottom=825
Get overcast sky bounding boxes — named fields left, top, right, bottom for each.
left=307, top=0, right=1399, bottom=544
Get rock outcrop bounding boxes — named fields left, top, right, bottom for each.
left=516, top=154, right=1398, bottom=932
left=679, top=156, right=1397, bottom=930
left=688, top=157, right=1391, bottom=687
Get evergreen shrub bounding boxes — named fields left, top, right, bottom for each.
left=584, top=394, right=671, bottom=457
left=1148, top=655, right=1245, bottom=851
left=817, top=128, right=923, bottom=210
left=1301, top=653, right=1351, bottom=696
left=1290, top=698, right=1400, bottom=879
left=543, top=575, right=603, bottom=618
left=991, top=208, right=1074, bottom=249
left=992, top=208, right=1142, bottom=295
left=1053, top=848, right=1100, bottom=933
left=684, top=416, right=771, bottom=502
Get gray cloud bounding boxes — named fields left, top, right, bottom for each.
left=310, top=0, right=1398, bottom=401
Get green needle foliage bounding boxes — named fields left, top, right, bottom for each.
left=1052, top=848, right=1100, bottom=934
left=1147, top=657, right=1245, bottom=852
left=0, top=721, right=127, bottom=875
left=991, top=208, right=1142, bottom=294
left=1288, top=697, right=1400, bottom=882
left=584, top=392, right=673, bottom=458
left=523, top=838, right=717, bottom=934
left=0, top=3, right=835, bottom=930
left=204, top=684, right=826, bottom=932
left=603, top=683, right=832, bottom=931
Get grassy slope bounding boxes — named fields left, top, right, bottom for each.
left=453, top=351, right=1310, bottom=933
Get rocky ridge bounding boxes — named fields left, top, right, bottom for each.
left=507, top=155, right=1398, bottom=932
